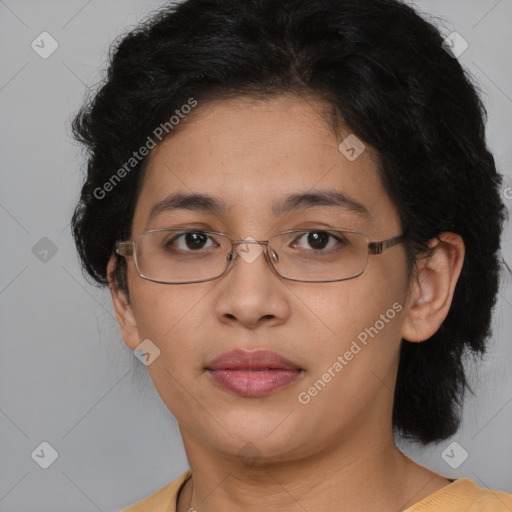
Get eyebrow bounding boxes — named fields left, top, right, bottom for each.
left=148, top=189, right=369, bottom=220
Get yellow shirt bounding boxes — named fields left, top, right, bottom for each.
left=120, top=470, right=512, bottom=511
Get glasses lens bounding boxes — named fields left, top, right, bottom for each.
left=135, top=229, right=232, bottom=283
left=269, top=230, right=369, bottom=282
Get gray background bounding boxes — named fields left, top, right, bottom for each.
left=0, top=1, right=511, bottom=511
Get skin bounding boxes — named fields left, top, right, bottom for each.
left=108, top=95, right=465, bottom=512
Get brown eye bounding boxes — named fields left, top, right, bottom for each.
left=292, top=231, right=345, bottom=252
left=164, top=231, right=214, bottom=251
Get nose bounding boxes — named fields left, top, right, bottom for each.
left=214, top=239, right=290, bottom=329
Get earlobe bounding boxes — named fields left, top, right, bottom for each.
left=107, top=253, right=141, bottom=350
left=401, top=232, right=465, bottom=343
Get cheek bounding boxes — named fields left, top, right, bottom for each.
left=292, top=270, right=404, bottom=343
left=292, top=284, right=404, bottom=422
left=129, top=280, right=206, bottom=361
left=292, top=260, right=407, bottom=380
left=129, top=283, right=209, bottom=416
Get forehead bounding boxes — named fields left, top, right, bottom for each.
left=131, top=95, right=399, bottom=236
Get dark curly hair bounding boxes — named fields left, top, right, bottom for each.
left=71, top=0, right=508, bottom=444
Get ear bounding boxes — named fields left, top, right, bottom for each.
left=107, top=253, right=141, bottom=350
left=401, top=232, right=465, bottom=342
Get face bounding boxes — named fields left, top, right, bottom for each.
left=113, top=95, right=414, bottom=464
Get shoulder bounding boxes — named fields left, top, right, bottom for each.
left=120, top=470, right=192, bottom=512
left=406, top=478, right=512, bottom=511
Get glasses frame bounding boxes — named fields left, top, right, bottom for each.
left=115, top=228, right=405, bottom=284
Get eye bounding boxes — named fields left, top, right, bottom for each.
left=164, top=231, right=216, bottom=251
left=291, top=231, right=346, bottom=251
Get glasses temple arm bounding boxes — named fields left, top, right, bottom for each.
left=368, top=235, right=405, bottom=255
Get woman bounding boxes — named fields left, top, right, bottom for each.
left=71, top=0, right=512, bottom=510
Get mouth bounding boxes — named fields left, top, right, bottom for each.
left=205, top=349, right=304, bottom=397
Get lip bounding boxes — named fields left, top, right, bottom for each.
left=207, top=349, right=302, bottom=371
left=205, top=349, right=303, bottom=397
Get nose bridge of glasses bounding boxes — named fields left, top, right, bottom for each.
left=230, top=239, right=279, bottom=264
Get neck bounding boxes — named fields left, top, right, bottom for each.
left=177, top=426, right=449, bottom=512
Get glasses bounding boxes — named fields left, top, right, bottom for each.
left=115, top=228, right=405, bottom=284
